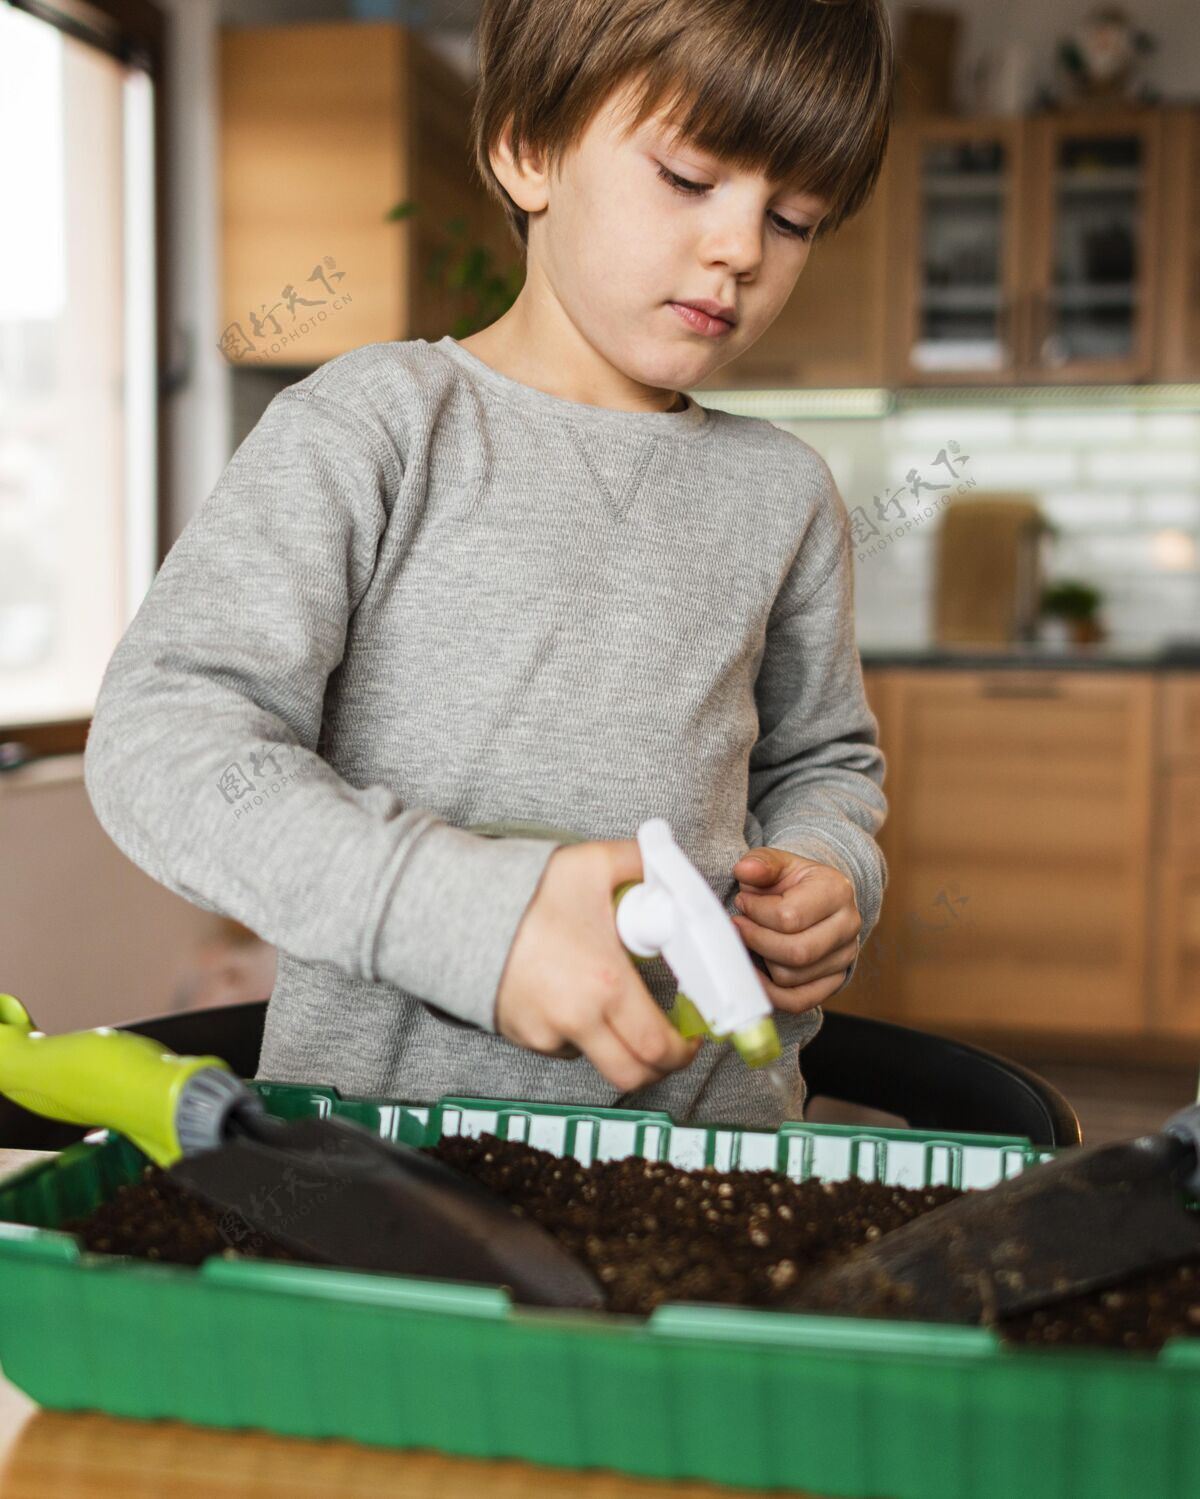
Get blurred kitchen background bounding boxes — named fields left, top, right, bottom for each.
left=1, top=0, right=1199, bottom=1142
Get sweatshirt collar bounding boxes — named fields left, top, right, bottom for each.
left=432, top=335, right=710, bottom=440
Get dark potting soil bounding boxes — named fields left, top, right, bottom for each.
left=58, top=1132, right=1200, bottom=1354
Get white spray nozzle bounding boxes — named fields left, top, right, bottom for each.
left=614, top=819, right=780, bottom=1067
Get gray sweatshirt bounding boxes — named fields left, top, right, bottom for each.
left=83, top=334, right=887, bottom=1130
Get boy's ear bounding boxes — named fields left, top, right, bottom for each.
left=489, top=115, right=552, bottom=216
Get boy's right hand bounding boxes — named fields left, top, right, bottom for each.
left=495, top=837, right=702, bottom=1092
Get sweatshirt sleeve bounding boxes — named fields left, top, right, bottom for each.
left=83, top=384, right=562, bottom=1033
left=747, top=455, right=889, bottom=996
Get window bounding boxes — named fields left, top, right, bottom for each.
left=0, top=1, right=158, bottom=734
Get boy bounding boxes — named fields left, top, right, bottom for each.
left=83, top=0, right=893, bottom=1130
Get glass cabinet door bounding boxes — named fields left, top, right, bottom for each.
left=896, top=121, right=1024, bottom=383
left=1024, top=111, right=1162, bottom=380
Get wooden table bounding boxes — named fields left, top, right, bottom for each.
left=0, top=1152, right=826, bottom=1499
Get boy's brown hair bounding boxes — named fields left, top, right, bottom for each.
left=470, top=0, right=894, bottom=253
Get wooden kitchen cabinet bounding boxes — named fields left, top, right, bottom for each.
left=839, top=669, right=1156, bottom=1035
left=1020, top=108, right=1163, bottom=383
left=885, top=117, right=1027, bottom=385
left=886, top=106, right=1194, bottom=385
left=1155, top=109, right=1200, bottom=380
left=1151, top=676, right=1200, bottom=1035
left=1161, top=675, right=1200, bottom=767
left=219, top=22, right=514, bottom=365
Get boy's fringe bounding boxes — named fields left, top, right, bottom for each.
left=470, top=0, right=894, bottom=252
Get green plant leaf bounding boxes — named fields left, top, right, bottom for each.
left=1040, top=578, right=1103, bottom=619
left=397, top=202, right=524, bottom=333
left=460, top=245, right=491, bottom=287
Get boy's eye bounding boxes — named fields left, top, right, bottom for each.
left=654, top=163, right=813, bottom=243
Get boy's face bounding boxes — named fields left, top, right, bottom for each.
left=500, top=77, right=831, bottom=400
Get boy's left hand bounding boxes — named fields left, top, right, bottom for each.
left=730, top=848, right=862, bottom=1014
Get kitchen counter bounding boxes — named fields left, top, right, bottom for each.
left=0, top=1385, right=817, bottom=1498
left=859, top=639, right=1200, bottom=671
left=0, top=1389, right=818, bottom=1499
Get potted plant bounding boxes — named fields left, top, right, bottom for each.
left=386, top=199, right=525, bottom=338
left=1039, top=578, right=1106, bottom=646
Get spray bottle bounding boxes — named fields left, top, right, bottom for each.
left=609, top=818, right=782, bottom=1068
left=468, top=817, right=784, bottom=1075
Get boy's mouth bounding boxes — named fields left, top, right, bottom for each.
left=669, top=300, right=737, bottom=337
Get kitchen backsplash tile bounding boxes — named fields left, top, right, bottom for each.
left=1041, top=492, right=1137, bottom=526
left=1141, top=492, right=1200, bottom=526
left=891, top=408, right=1020, bottom=444
left=1143, top=413, right=1200, bottom=442
left=947, top=449, right=1079, bottom=486
left=1083, top=449, right=1200, bottom=485
left=1022, top=411, right=1139, bottom=444
left=775, top=402, right=1200, bottom=650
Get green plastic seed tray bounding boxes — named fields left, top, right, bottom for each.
left=0, top=1085, right=1197, bottom=1499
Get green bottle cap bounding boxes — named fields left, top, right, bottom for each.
left=669, top=992, right=711, bottom=1040
left=732, top=1018, right=782, bottom=1068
